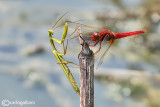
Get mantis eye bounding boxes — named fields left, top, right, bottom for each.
left=48, top=30, right=54, bottom=35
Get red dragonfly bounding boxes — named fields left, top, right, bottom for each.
left=89, top=29, right=146, bottom=68
left=67, top=21, right=146, bottom=68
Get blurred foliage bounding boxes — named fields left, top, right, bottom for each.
left=95, top=70, right=160, bottom=107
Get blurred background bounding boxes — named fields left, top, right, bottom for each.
left=0, top=0, right=160, bottom=107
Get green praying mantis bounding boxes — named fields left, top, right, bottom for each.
left=48, top=15, right=80, bottom=95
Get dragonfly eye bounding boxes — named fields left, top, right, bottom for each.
left=94, top=32, right=98, bottom=36
left=91, top=32, right=99, bottom=41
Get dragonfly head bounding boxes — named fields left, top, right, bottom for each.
left=91, top=32, right=99, bottom=41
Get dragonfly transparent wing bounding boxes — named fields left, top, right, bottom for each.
left=96, top=38, right=115, bottom=69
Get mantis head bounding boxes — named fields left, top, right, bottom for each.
left=49, top=11, right=69, bottom=36
left=48, top=30, right=54, bottom=35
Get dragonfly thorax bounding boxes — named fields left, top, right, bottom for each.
left=99, top=30, right=109, bottom=37
left=99, top=30, right=115, bottom=41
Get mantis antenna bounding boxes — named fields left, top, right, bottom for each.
left=52, top=11, right=70, bottom=30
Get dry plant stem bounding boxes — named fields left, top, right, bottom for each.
left=77, top=26, right=84, bottom=45
left=77, top=27, right=94, bottom=107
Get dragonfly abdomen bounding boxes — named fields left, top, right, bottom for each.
left=114, top=30, right=146, bottom=39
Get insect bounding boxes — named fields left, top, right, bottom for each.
left=48, top=13, right=80, bottom=95
left=66, top=21, right=146, bottom=68
left=89, top=29, right=146, bottom=68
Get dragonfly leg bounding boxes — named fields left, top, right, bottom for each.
left=94, top=41, right=102, bottom=55
left=89, top=40, right=100, bottom=47
left=94, top=34, right=109, bottom=55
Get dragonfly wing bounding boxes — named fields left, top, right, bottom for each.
left=66, top=21, right=105, bottom=30
left=96, top=39, right=115, bottom=69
